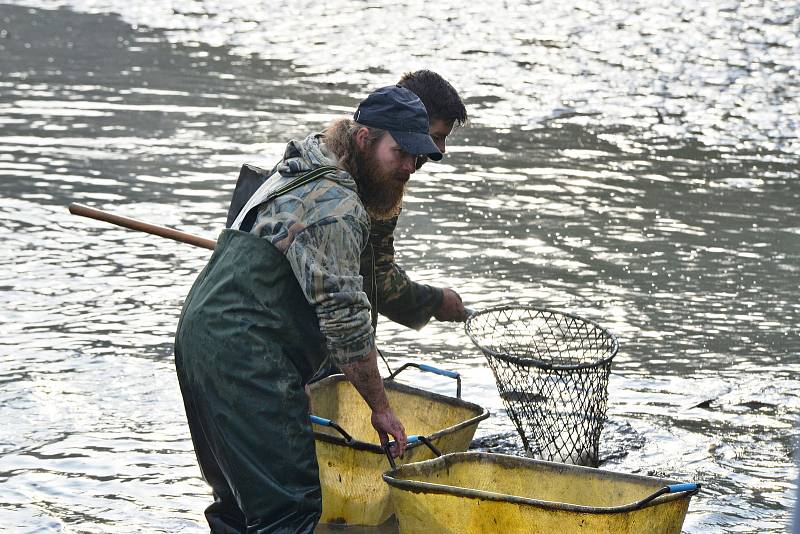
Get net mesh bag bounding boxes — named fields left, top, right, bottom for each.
left=465, top=305, right=618, bottom=466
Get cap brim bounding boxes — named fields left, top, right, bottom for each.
left=389, top=131, right=443, bottom=161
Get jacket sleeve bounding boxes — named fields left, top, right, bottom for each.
left=284, top=214, right=375, bottom=365
left=367, top=214, right=443, bottom=330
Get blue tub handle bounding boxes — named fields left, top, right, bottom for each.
left=667, top=483, right=700, bottom=493
left=309, top=414, right=353, bottom=443
left=384, top=434, right=442, bottom=470
left=419, top=364, right=459, bottom=379
left=387, top=362, right=462, bottom=398
left=309, top=415, right=330, bottom=426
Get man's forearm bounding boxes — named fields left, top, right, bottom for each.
left=365, top=214, right=444, bottom=329
left=340, top=347, right=407, bottom=457
left=338, top=348, right=390, bottom=413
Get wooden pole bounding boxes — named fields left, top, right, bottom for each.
left=68, top=203, right=216, bottom=250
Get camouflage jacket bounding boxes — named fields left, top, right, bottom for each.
left=361, top=213, right=443, bottom=331
left=232, top=134, right=374, bottom=365
left=230, top=134, right=443, bottom=365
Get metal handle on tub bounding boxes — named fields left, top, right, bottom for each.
left=309, top=415, right=354, bottom=443
left=383, top=434, right=442, bottom=471
left=387, top=362, right=462, bottom=399
left=632, top=483, right=702, bottom=509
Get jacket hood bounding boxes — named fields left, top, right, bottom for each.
left=277, top=133, right=357, bottom=192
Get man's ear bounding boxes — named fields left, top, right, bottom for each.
left=354, top=127, right=370, bottom=150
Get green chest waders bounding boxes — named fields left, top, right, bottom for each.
left=175, top=176, right=334, bottom=533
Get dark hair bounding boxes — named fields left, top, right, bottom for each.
left=397, top=70, right=467, bottom=127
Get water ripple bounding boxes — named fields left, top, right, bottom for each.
left=1, top=3, right=798, bottom=532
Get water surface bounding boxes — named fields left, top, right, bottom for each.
left=1, top=2, right=798, bottom=532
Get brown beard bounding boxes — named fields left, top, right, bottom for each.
left=353, top=143, right=408, bottom=219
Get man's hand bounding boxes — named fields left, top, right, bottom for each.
left=371, top=410, right=407, bottom=458
left=434, top=288, right=467, bottom=322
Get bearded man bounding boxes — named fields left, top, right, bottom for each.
left=174, top=85, right=441, bottom=533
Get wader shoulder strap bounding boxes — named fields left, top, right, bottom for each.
left=234, top=165, right=339, bottom=233
left=266, top=165, right=338, bottom=200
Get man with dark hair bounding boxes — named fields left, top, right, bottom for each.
left=302, top=71, right=470, bottom=385
left=399, top=69, right=468, bottom=166
left=175, top=85, right=441, bottom=533
left=362, top=70, right=469, bottom=336
left=301, top=70, right=469, bottom=386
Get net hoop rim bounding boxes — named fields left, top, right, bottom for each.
left=464, top=304, right=619, bottom=371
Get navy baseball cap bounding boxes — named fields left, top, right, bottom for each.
left=353, top=85, right=443, bottom=161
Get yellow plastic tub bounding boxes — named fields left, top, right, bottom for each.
left=309, top=371, right=489, bottom=527
left=383, top=452, right=700, bottom=534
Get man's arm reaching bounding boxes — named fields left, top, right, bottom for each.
left=366, top=214, right=466, bottom=327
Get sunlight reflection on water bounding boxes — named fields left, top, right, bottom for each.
left=1, top=1, right=798, bottom=532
